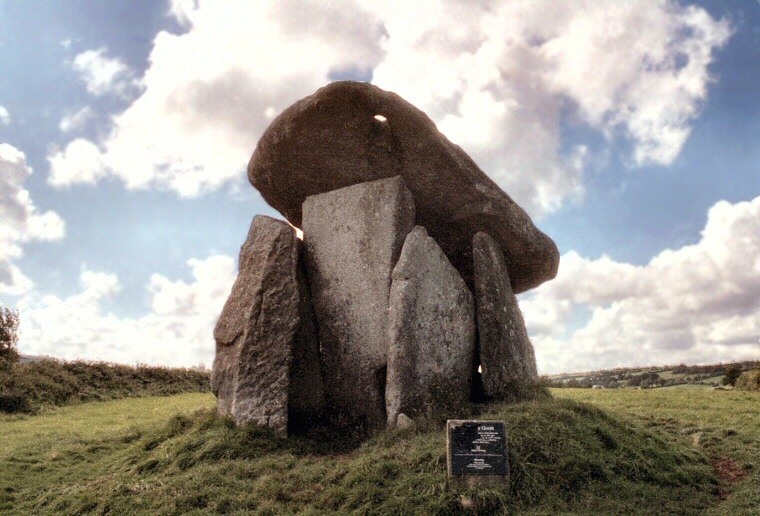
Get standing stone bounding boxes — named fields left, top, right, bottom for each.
left=302, top=176, right=415, bottom=430
left=211, top=215, right=322, bottom=433
left=473, top=231, right=538, bottom=398
left=248, top=81, right=559, bottom=293
left=386, top=226, right=476, bottom=427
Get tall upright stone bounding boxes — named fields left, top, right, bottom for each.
left=386, top=226, right=476, bottom=426
left=302, top=176, right=415, bottom=430
left=211, top=215, right=322, bottom=433
left=473, top=231, right=538, bottom=398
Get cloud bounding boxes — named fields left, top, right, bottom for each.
left=71, top=47, right=140, bottom=98
left=59, top=106, right=95, bottom=133
left=0, top=143, right=66, bottom=295
left=368, top=0, right=732, bottom=214
left=17, top=255, right=235, bottom=367
left=522, top=196, right=760, bottom=374
left=49, top=0, right=386, bottom=197
left=47, top=1, right=730, bottom=217
left=47, top=138, right=106, bottom=186
left=0, top=106, right=9, bottom=126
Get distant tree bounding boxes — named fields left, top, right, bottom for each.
left=722, top=366, right=742, bottom=387
left=672, top=363, right=689, bottom=374
left=0, top=306, right=20, bottom=370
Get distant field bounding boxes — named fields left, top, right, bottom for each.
left=1, top=388, right=757, bottom=514
left=545, top=360, right=758, bottom=390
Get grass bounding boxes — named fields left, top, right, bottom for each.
left=0, top=359, right=210, bottom=414
left=3, top=388, right=749, bottom=515
left=554, top=388, right=760, bottom=515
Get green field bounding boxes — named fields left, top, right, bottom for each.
left=545, top=361, right=758, bottom=390
left=0, top=388, right=757, bottom=514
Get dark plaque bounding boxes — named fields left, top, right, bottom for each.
left=447, top=420, right=509, bottom=488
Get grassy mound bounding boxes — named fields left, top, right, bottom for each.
left=3, top=394, right=719, bottom=514
left=0, top=359, right=210, bottom=414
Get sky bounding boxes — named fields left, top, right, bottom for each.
left=0, top=0, right=758, bottom=374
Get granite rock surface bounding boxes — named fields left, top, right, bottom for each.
left=302, top=176, right=415, bottom=430
left=212, top=215, right=322, bottom=432
left=386, top=226, right=476, bottom=426
left=473, top=231, right=538, bottom=398
left=248, top=81, right=559, bottom=293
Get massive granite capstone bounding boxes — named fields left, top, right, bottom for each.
left=248, top=81, right=559, bottom=293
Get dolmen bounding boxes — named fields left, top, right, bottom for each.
left=211, top=81, right=559, bottom=435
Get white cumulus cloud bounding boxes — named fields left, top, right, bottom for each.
left=522, top=196, right=760, bottom=374
left=59, top=106, right=95, bottom=133
left=47, top=1, right=731, bottom=217
left=0, top=143, right=66, bottom=295
left=17, top=255, right=235, bottom=367
left=71, top=47, right=140, bottom=98
left=47, top=138, right=107, bottom=186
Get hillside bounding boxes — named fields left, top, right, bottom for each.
left=0, top=358, right=210, bottom=414
left=1, top=387, right=757, bottom=514
left=544, top=360, right=760, bottom=389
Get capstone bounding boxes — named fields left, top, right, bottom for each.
left=248, top=81, right=559, bottom=293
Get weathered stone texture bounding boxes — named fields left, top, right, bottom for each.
left=473, top=231, right=538, bottom=398
left=386, top=226, right=475, bottom=426
left=288, top=257, right=325, bottom=425
left=248, top=81, right=559, bottom=293
left=211, top=215, right=317, bottom=433
left=302, top=176, right=415, bottom=430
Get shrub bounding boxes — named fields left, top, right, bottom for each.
left=0, top=358, right=211, bottom=414
left=735, top=368, right=760, bottom=392
left=0, top=393, right=30, bottom=413
left=722, top=366, right=742, bottom=386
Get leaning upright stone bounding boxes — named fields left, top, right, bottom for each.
left=212, top=215, right=320, bottom=433
left=473, top=231, right=538, bottom=398
left=302, top=176, right=415, bottom=431
left=386, top=226, right=476, bottom=427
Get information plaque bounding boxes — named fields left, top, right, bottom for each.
left=446, top=420, right=509, bottom=489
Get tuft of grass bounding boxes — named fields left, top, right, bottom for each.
left=0, top=390, right=731, bottom=515
left=0, top=358, right=210, bottom=414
